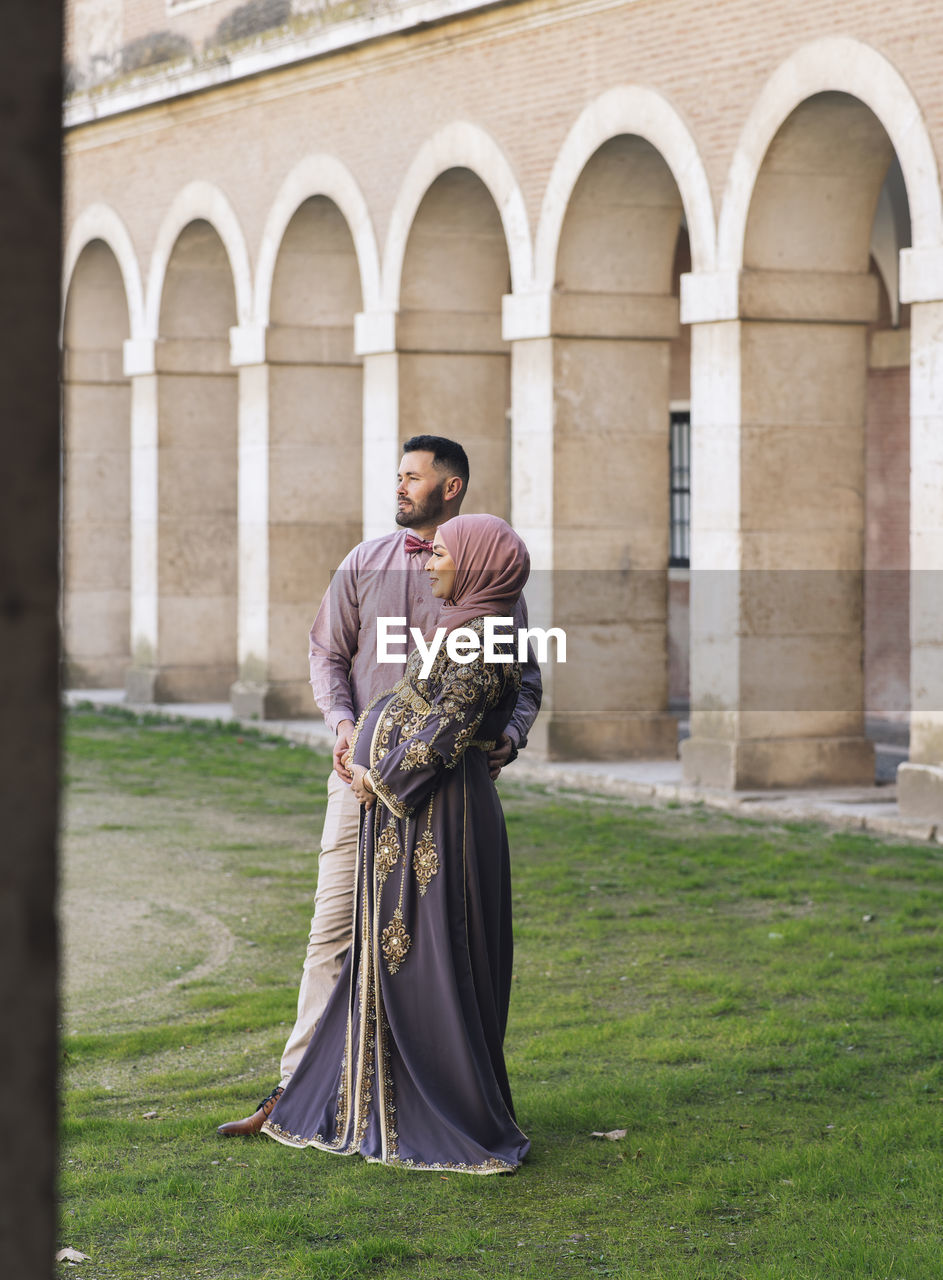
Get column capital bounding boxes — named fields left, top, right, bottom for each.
left=229, top=322, right=267, bottom=366
left=680, top=271, right=740, bottom=324
left=900, top=247, right=943, bottom=304
left=354, top=310, right=397, bottom=355
left=502, top=292, right=551, bottom=341
left=122, top=336, right=155, bottom=377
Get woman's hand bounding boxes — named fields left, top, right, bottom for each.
left=349, top=763, right=376, bottom=810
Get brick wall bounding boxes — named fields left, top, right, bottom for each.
left=65, top=0, right=943, bottom=277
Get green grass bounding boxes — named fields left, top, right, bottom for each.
left=60, top=708, right=943, bottom=1278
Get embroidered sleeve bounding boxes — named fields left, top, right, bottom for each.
left=367, top=637, right=508, bottom=815
left=366, top=768, right=411, bottom=819
left=397, top=739, right=444, bottom=773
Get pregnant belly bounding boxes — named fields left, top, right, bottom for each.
left=351, top=694, right=394, bottom=771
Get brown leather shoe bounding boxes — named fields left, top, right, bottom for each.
left=216, top=1086, right=284, bottom=1137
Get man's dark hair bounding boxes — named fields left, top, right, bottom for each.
left=401, top=435, right=470, bottom=489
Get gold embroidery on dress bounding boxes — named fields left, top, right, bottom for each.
left=381, top=908, right=411, bottom=974
left=413, top=798, right=439, bottom=896
left=375, top=818, right=401, bottom=885
left=377, top=1003, right=399, bottom=1162
left=368, top=1154, right=517, bottom=1175
left=368, top=769, right=411, bottom=819
left=398, top=738, right=442, bottom=773
left=354, top=958, right=376, bottom=1149
left=347, top=679, right=404, bottom=768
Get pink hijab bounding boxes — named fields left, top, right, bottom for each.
left=434, top=514, right=530, bottom=634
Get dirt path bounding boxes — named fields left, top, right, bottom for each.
left=60, top=770, right=319, bottom=1038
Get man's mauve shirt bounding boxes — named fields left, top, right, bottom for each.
left=309, top=528, right=542, bottom=747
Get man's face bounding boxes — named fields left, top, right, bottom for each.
left=395, top=452, right=448, bottom=527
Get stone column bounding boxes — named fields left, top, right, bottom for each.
left=229, top=323, right=270, bottom=716
left=230, top=321, right=363, bottom=718
left=897, top=249, right=943, bottom=818
left=864, top=325, right=910, bottom=718
left=681, top=269, right=878, bottom=789
left=504, top=290, right=678, bottom=760
left=505, top=294, right=555, bottom=758
left=123, top=337, right=160, bottom=700
left=355, top=310, right=399, bottom=542
left=61, top=337, right=131, bottom=686
left=124, top=335, right=238, bottom=703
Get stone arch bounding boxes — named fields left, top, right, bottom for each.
left=394, top=164, right=514, bottom=519
left=61, top=235, right=133, bottom=687
left=383, top=121, right=532, bottom=306
left=254, top=154, right=380, bottom=323
left=62, top=204, right=145, bottom=340
left=246, top=167, right=369, bottom=715
left=537, top=110, right=701, bottom=759
left=356, top=125, right=528, bottom=538
left=146, top=216, right=240, bottom=701
left=718, top=36, right=942, bottom=270
left=145, top=181, right=252, bottom=336
left=684, top=45, right=931, bottom=790
left=534, top=85, right=716, bottom=292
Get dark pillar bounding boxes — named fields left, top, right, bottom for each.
left=0, top=4, right=63, bottom=1277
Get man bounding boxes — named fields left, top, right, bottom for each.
left=217, top=434, right=542, bottom=1135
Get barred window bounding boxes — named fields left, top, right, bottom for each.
left=669, top=409, right=690, bottom=568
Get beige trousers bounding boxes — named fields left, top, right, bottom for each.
left=279, top=767, right=362, bottom=1084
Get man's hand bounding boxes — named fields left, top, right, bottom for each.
left=487, top=733, right=515, bottom=781
left=333, top=719, right=355, bottom=782
left=349, top=764, right=376, bottom=810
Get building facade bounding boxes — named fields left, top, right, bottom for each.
left=62, top=0, right=943, bottom=816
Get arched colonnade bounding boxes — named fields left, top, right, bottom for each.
left=61, top=37, right=943, bottom=816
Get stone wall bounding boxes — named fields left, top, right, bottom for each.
left=61, top=0, right=943, bottom=809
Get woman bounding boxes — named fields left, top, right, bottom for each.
left=262, top=513, right=531, bottom=1174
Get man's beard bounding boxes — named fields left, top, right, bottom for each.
left=395, top=483, right=447, bottom=527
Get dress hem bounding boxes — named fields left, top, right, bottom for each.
left=261, top=1122, right=520, bottom=1174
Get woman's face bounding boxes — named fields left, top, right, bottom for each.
left=425, top=536, right=456, bottom=600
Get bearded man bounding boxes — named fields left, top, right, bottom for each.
left=217, top=434, right=542, bottom=1135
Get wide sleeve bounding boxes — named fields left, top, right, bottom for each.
left=366, top=651, right=507, bottom=819
left=308, top=548, right=361, bottom=733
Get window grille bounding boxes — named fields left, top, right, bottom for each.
left=669, top=409, right=690, bottom=568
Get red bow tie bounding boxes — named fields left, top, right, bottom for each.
left=404, top=532, right=435, bottom=556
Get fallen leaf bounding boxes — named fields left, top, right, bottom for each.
left=590, top=1128, right=627, bottom=1141
left=633, top=1148, right=644, bottom=1160
left=55, top=1248, right=90, bottom=1263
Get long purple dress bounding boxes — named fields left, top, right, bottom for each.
left=262, top=617, right=530, bottom=1174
